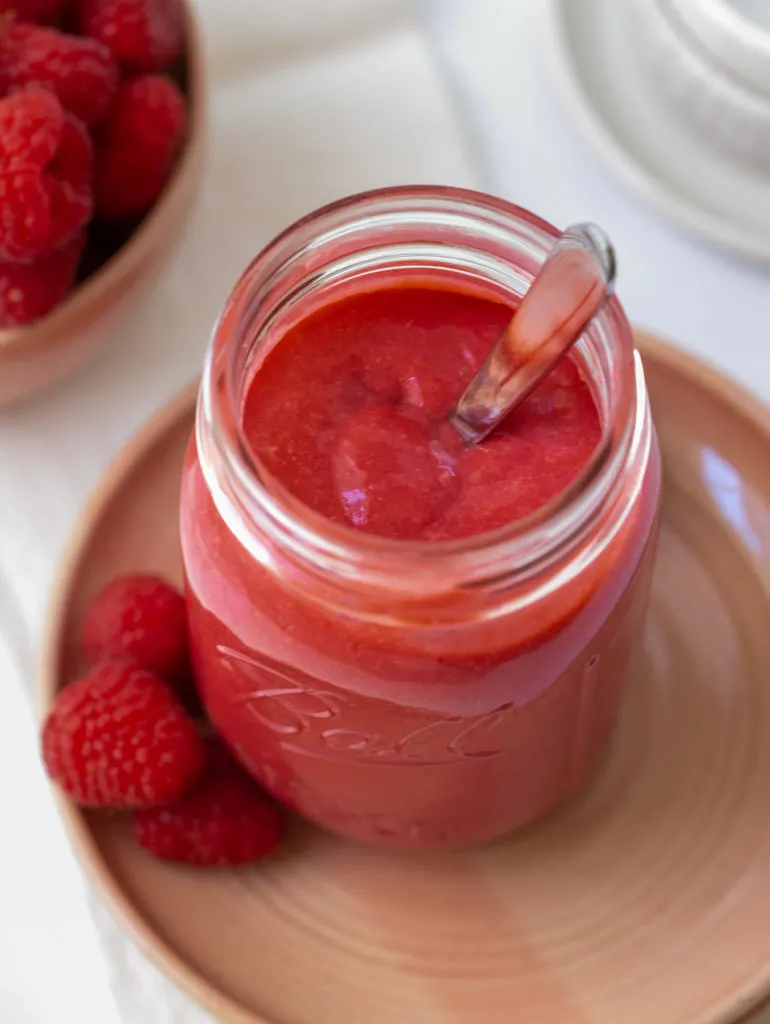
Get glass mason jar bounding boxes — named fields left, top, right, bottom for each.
left=180, top=186, right=661, bottom=850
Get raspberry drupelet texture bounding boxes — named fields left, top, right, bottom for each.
left=0, top=89, right=92, bottom=261
left=0, top=227, right=83, bottom=324
left=0, top=22, right=119, bottom=125
left=81, top=573, right=190, bottom=687
left=42, top=659, right=206, bottom=808
left=78, top=0, right=183, bottom=73
left=93, top=73, right=185, bottom=219
left=133, top=740, right=286, bottom=867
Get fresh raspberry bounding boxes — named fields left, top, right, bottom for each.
left=0, top=227, right=82, bottom=325
left=81, top=573, right=190, bottom=686
left=133, top=740, right=285, bottom=867
left=93, top=73, right=185, bottom=219
left=0, top=22, right=119, bottom=125
left=78, top=0, right=182, bottom=73
left=42, top=659, right=206, bottom=808
left=0, top=89, right=92, bottom=261
left=0, top=0, right=69, bottom=24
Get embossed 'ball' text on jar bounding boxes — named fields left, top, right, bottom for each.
left=180, top=186, right=662, bottom=849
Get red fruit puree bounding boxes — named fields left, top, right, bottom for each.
left=242, top=288, right=601, bottom=541
left=181, top=282, right=660, bottom=848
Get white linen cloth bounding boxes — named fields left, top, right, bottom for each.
left=0, top=1, right=475, bottom=1020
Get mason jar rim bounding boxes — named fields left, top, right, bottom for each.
left=196, top=185, right=649, bottom=608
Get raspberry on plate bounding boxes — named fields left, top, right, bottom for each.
left=78, top=0, right=183, bottom=73
left=81, top=573, right=190, bottom=686
left=0, top=0, right=69, bottom=23
left=0, top=89, right=92, bottom=262
left=133, top=740, right=286, bottom=867
left=0, top=228, right=83, bottom=325
left=0, top=22, right=119, bottom=126
left=42, top=659, right=206, bottom=808
left=93, top=73, right=185, bottom=219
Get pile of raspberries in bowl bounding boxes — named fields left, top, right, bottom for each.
left=0, top=0, right=199, bottom=329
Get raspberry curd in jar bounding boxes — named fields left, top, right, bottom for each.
left=181, top=187, right=661, bottom=849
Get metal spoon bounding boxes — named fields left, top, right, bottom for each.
left=451, top=223, right=616, bottom=446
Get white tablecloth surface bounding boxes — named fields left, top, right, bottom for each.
left=2, top=0, right=770, bottom=1020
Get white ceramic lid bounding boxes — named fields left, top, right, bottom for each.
left=548, top=0, right=770, bottom=263
left=671, top=0, right=770, bottom=95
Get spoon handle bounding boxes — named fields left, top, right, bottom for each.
left=451, top=223, right=616, bottom=446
